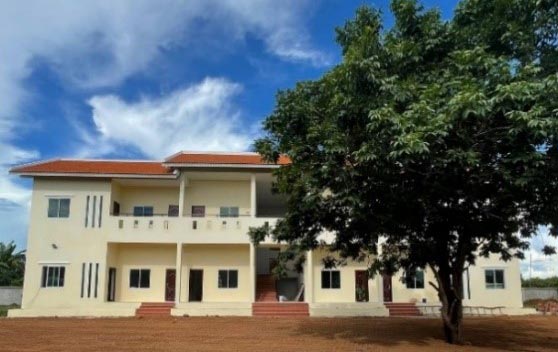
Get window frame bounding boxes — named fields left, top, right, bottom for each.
left=47, top=198, right=71, bottom=218
left=219, top=206, right=239, bottom=218
left=321, top=270, right=341, bottom=289
left=41, top=265, right=66, bottom=288
left=485, top=269, right=505, bottom=289
left=217, top=269, right=238, bottom=289
left=133, top=206, right=154, bottom=217
left=405, top=270, right=425, bottom=289
left=129, top=269, right=151, bottom=288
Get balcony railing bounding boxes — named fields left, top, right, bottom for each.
left=108, top=215, right=277, bottom=244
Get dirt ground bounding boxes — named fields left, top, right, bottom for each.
left=0, top=315, right=557, bottom=351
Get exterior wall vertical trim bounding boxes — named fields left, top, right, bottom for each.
left=305, top=250, right=314, bottom=303
left=250, top=174, right=256, bottom=217
left=249, top=244, right=256, bottom=302
left=175, top=243, right=183, bottom=305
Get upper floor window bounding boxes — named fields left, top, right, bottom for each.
left=321, top=270, right=341, bottom=289
left=48, top=198, right=70, bottom=218
left=133, top=206, right=154, bottom=217
left=41, top=266, right=65, bottom=287
left=485, top=269, right=505, bottom=289
left=218, top=270, right=238, bottom=288
left=192, top=205, right=205, bottom=217
left=405, top=270, right=425, bottom=289
left=168, top=205, right=179, bottom=217
left=219, top=206, right=239, bottom=218
left=130, top=269, right=150, bottom=288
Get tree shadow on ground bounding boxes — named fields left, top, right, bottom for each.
left=290, top=316, right=558, bottom=351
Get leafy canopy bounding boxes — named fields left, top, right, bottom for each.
left=255, top=0, right=558, bottom=343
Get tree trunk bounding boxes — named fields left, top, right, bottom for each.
left=440, top=292, right=463, bottom=344
left=431, top=264, right=464, bottom=344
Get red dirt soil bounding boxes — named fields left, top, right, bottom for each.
left=0, top=316, right=557, bottom=351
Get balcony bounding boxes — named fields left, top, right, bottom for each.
left=106, top=215, right=279, bottom=244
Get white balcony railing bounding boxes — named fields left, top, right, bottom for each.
left=107, top=215, right=278, bottom=244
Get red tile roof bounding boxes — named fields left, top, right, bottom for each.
left=164, top=152, right=291, bottom=166
left=10, top=160, right=174, bottom=177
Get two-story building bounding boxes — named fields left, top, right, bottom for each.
left=8, top=151, right=528, bottom=317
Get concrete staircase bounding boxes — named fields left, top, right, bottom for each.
left=252, top=302, right=310, bottom=317
left=135, top=302, right=174, bottom=317
left=256, top=274, right=277, bottom=302
left=384, top=302, right=421, bottom=317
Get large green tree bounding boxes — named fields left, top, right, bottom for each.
left=255, top=0, right=558, bottom=344
left=0, top=242, right=25, bottom=287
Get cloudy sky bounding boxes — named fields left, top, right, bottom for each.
left=1, top=0, right=555, bottom=277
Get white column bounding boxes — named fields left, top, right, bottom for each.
left=175, top=242, right=183, bottom=305
left=250, top=243, right=256, bottom=302
left=305, top=250, right=314, bottom=303
left=250, top=174, right=256, bottom=217
left=178, top=173, right=186, bottom=217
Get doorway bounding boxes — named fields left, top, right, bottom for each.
left=165, top=269, right=176, bottom=302
left=107, top=267, right=116, bottom=302
left=382, top=274, right=392, bottom=302
left=355, top=270, right=369, bottom=302
left=188, top=269, right=203, bottom=302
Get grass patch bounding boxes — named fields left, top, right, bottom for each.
left=0, top=304, right=19, bottom=317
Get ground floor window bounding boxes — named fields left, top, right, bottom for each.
left=130, top=269, right=150, bottom=288
left=321, top=270, right=341, bottom=289
left=485, top=269, right=505, bottom=289
left=41, top=266, right=65, bottom=287
left=405, top=270, right=425, bottom=289
left=218, top=270, right=238, bottom=288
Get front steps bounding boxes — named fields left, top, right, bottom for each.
left=256, top=274, right=277, bottom=302
left=252, top=302, right=310, bottom=317
left=136, top=302, right=174, bottom=317
left=384, top=302, right=421, bottom=317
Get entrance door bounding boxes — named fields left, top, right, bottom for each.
left=107, top=268, right=116, bottom=302
left=382, top=274, right=392, bottom=302
left=165, top=269, right=176, bottom=302
left=188, top=269, right=203, bottom=302
left=355, top=270, right=369, bottom=302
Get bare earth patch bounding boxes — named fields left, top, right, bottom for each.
left=0, top=316, right=557, bottom=351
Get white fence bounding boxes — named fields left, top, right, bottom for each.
left=522, top=287, right=558, bottom=301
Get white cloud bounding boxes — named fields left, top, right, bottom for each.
left=83, top=78, right=252, bottom=158
left=521, top=228, right=558, bottom=278
left=0, top=0, right=328, bottom=246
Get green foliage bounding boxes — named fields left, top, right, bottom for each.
left=522, top=276, right=558, bottom=288
left=0, top=242, right=25, bottom=286
left=256, top=0, right=558, bottom=344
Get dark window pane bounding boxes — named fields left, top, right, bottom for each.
left=59, top=267, right=65, bottom=287
left=405, top=271, right=414, bottom=288
left=133, top=207, right=143, bottom=217
left=321, top=271, right=330, bottom=289
left=331, top=271, right=341, bottom=288
left=41, top=266, right=47, bottom=287
left=219, top=207, right=229, bottom=217
left=47, top=267, right=56, bottom=286
left=485, top=270, right=494, bottom=285
left=168, top=205, right=179, bottom=217
left=59, top=199, right=70, bottom=217
left=140, top=269, right=150, bottom=288
left=495, top=270, right=504, bottom=284
left=144, top=207, right=154, bottom=217
left=229, top=270, right=238, bottom=288
left=218, top=270, right=227, bottom=288
left=48, top=199, right=59, bottom=217
left=230, top=207, right=239, bottom=217
left=130, top=269, right=139, bottom=287
left=415, top=271, right=424, bottom=289
left=192, top=206, right=205, bottom=217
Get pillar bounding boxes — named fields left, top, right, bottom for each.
left=178, top=173, right=186, bottom=217
left=305, top=250, right=314, bottom=303
left=175, top=242, right=183, bottom=305
left=250, top=243, right=256, bottom=302
left=250, top=174, right=256, bottom=217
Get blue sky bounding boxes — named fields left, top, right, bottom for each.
left=0, top=1, right=556, bottom=277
